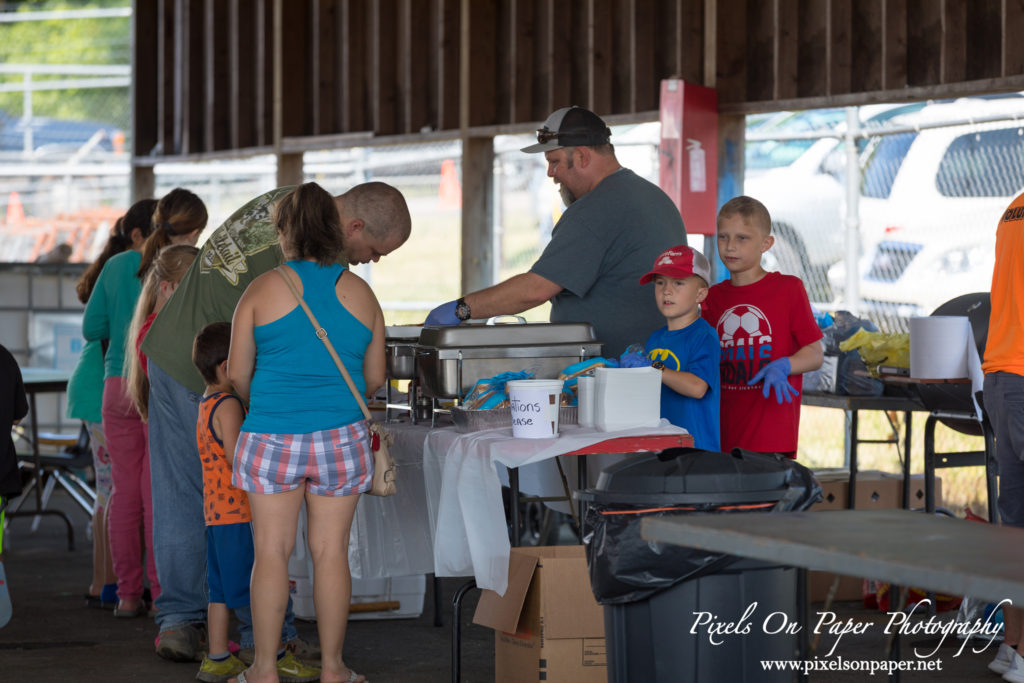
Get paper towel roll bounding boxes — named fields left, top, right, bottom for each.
left=909, top=316, right=970, bottom=379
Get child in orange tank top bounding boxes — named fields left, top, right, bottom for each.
left=191, top=322, right=319, bottom=683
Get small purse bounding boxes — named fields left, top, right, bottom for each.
left=275, top=266, right=397, bottom=497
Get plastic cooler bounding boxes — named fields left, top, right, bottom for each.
left=579, top=447, right=820, bottom=683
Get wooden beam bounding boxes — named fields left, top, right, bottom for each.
left=589, top=0, right=613, bottom=115
left=965, top=0, right=1001, bottom=81
left=774, top=0, right=799, bottom=100
left=746, top=0, right=774, bottom=102
left=510, top=0, right=536, bottom=123
left=277, top=0, right=308, bottom=138
left=827, top=0, right=852, bottom=95
left=1002, top=0, right=1024, bottom=77
left=180, top=0, right=204, bottom=155
left=569, top=0, right=588, bottom=107
left=314, top=0, right=340, bottom=135
left=797, top=0, right=827, bottom=97
left=633, top=0, right=656, bottom=111
left=460, top=136, right=495, bottom=293
left=851, top=0, right=883, bottom=93
left=204, top=0, right=231, bottom=152
left=882, top=0, right=908, bottom=90
left=341, top=0, right=368, bottom=132
left=460, top=0, right=498, bottom=128
left=157, top=0, right=175, bottom=155
left=940, top=0, right=967, bottom=84
left=229, top=0, right=255, bottom=149
left=399, top=0, right=431, bottom=134
left=435, top=0, right=460, bottom=131
left=714, top=0, right=746, bottom=101
left=277, top=151, right=303, bottom=188
left=372, top=0, right=399, bottom=135
left=907, top=0, right=941, bottom=86
left=678, top=0, right=704, bottom=85
left=611, top=0, right=632, bottom=111
left=255, top=0, right=272, bottom=146
left=132, top=0, right=159, bottom=157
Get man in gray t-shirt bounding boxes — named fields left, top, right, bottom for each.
left=425, top=106, right=687, bottom=358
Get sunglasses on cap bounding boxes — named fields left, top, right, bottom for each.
left=536, top=128, right=560, bottom=144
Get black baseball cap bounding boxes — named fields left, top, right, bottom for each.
left=520, top=106, right=612, bottom=153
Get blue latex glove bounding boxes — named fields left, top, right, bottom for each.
left=748, top=357, right=797, bottom=404
left=618, top=351, right=652, bottom=368
left=425, top=300, right=460, bottom=326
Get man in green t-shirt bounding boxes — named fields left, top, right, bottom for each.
left=143, top=181, right=411, bottom=662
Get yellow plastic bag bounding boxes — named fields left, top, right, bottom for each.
left=839, top=329, right=910, bottom=374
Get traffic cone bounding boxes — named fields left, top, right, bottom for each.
left=5, top=191, right=25, bottom=224
left=438, top=159, right=462, bottom=210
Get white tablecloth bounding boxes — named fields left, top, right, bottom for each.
left=423, top=421, right=689, bottom=595
left=347, top=422, right=435, bottom=579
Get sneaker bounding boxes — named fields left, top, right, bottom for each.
left=276, top=651, right=321, bottom=683
left=156, top=623, right=209, bottom=662
left=1005, top=651, right=1024, bottom=683
left=992, top=643, right=1017, bottom=675
left=196, top=654, right=246, bottom=682
left=284, top=636, right=321, bottom=664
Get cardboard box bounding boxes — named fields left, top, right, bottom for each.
left=473, top=546, right=607, bottom=683
left=807, top=470, right=942, bottom=602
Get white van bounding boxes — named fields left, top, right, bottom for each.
left=829, top=96, right=1024, bottom=324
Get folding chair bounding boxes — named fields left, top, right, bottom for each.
left=9, top=422, right=96, bottom=527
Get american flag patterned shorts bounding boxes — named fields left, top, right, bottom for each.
left=234, top=420, right=373, bottom=497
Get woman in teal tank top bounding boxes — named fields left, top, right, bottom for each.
left=228, top=182, right=384, bottom=683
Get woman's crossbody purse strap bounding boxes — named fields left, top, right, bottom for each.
left=273, top=265, right=372, bottom=422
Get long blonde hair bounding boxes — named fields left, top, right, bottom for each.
left=126, top=244, right=199, bottom=419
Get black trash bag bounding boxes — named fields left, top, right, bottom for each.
left=828, top=310, right=883, bottom=396
left=583, top=447, right=821, bottom=605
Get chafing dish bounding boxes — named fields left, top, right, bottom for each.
left=385, top=325, right=422, bottom=380
left=415, top=319, right=602, bottom=399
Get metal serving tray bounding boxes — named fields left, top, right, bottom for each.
left=415, top=320, right=602, bottom=399
left=451, top=405, right=578, bottom=433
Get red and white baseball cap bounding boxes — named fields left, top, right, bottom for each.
left=639, top=245, right=712, bottom=285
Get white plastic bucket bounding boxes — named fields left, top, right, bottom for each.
left=507, top=379, right=564, bottom=438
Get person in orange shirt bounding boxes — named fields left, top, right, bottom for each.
left=982, top=190, right=1024, bottom=681
left=191, top=323, right=318, bottom=683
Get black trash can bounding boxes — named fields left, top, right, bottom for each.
left=578, top=447, right=821, bottom=683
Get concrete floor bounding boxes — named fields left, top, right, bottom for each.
left=0, top=491, right=1009, bottom=682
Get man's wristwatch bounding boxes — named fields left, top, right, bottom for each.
left=454, top=297, right=472, bottom=321
left=651, top=360, right=666, bottom=371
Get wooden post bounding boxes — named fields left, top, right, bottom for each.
left=459, top=136, right=494, bottom=294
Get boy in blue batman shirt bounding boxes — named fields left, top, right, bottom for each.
left=635, top=245, right=721, bottom=451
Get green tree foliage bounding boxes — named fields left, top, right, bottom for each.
left=0, top=1, right=130, bottom=128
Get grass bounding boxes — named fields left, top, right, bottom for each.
left=798, top=406, right=990, bottom=519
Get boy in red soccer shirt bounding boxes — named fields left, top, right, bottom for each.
left=701, top=196, right=824, bottom=457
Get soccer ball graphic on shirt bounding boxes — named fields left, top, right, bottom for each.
left=717, top=304, right=772, bottom=342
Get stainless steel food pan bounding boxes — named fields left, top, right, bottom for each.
left=385, top=343, right=417, bottom=380
left=385, top=325, right=423, bottom=341
left=451, top=405, right=578, bottom=433
left=415, top=320, right=602, bottom=399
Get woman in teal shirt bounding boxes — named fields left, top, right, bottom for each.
left=70, top=200, right=156, bottom=608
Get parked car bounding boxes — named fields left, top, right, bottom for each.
left=744, top=103, right=925, bottom=296
left=828, top=96, right=1024, bottom=325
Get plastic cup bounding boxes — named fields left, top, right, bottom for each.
left=507, top=379, right=564, bottom=438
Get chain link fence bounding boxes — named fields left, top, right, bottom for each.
left=746, top=96, right=1024, bottom=333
